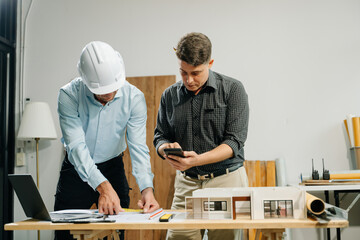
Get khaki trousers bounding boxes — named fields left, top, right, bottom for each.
left=166, top=167, right=249, bottom=240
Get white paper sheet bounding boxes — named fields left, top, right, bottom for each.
left=106, top=210, right=183, bottom=223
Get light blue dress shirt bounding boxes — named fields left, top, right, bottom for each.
left=58, top=78, right=154, bottom=191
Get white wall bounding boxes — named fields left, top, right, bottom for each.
left=14, top=0, right=360, bottom=239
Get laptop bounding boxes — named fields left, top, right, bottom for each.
left=8, top=174, right=112, bottom=223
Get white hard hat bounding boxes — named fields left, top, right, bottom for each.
left=77, top=41, right=126, bottom=95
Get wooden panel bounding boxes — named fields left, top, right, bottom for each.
left=244, top=160, right=276, bottom=187
left=244, top=160, right=277, bottom=240
left=266, top=161, right=276, bottom=187
left=244, top=160, right=255, bottom=187
left=255, top=160, right=261, bottom=187
left=127, top=76, right=156, bottom=164
left=152, top=75, right=177, bottom=240
left=123, top=75, right=176, bottom=240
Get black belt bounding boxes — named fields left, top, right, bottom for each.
left=63, top=152, right=124, bottom=172
left=182, top=165, right=240, bottom=180
left=96, top=152, right=124, bottom=168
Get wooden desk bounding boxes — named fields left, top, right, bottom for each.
left=5, top=216, right=348, bottom=240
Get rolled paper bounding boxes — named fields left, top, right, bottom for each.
left=352, top=117, right=360, bottom=147
left=275, top=158, right=287, bottom=186
left=330, top=173, right=360, bottom=180
left=344, top=119, right=350, bottom=143
left=347, top=114, right=355, bottom=147
left=300, top=173, right=312, bottom=182
left=306, top=193, right=325, bottom=215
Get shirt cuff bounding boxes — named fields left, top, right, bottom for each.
left=155, top=140, right=170, bottom=159
left=88, top=170, right=107, bottom=191
left=222, top=139, right=241, bottom=157
left=137, top=175, right=154, bottom=192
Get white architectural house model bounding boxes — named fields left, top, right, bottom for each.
left=185, top=187, right=307, bottom=220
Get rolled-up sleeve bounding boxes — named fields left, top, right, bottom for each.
left=126, top=93, right=154, bottom=191
left=222, top=82, right=249, bottom=156
left=58, top=86, right=106, bottom=190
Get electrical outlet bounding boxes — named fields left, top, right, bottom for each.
left=16, top=152, right=26, bottom=166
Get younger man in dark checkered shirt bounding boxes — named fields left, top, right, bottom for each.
left=154, top=32, right=249, bottom=240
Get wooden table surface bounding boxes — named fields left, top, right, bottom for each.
left=5, top=217, right=348, bottom=231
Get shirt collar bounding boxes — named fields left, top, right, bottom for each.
left=180, top=69, right=218, bottom=94
left=85, top=83, right=94, bottom=98
left=206, top=70, right=217, bottom=90
left=85, top=81, right=122, bottom=104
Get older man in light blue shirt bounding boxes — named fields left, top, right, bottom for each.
left=54, top=41, right=158, bottom=240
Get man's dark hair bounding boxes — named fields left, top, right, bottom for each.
left=176, top=32, right=212, bottom=66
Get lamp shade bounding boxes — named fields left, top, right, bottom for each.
left=17, top=102, right=57, bottom=140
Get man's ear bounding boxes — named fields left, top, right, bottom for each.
left=208, top=59, right=214, bottom=69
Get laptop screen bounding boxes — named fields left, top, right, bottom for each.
left=8, top=174, right=51, bottom=221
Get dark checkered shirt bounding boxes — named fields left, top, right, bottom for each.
left=153, top=70, right=249, bottom=176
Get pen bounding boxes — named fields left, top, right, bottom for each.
left=103, top=214, right=109, bottom=220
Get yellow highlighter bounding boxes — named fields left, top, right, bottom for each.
left=159, top=213, right=174, bottom=222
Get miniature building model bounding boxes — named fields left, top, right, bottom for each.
left=185, top=187, right=306, bottom=220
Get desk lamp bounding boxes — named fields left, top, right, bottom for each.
left=17, top=102, right=57, bottom=188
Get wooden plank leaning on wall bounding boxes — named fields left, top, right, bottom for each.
left=123, top=75, right=176, bottom=240
left=243, top=160, right=276, bottom=240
